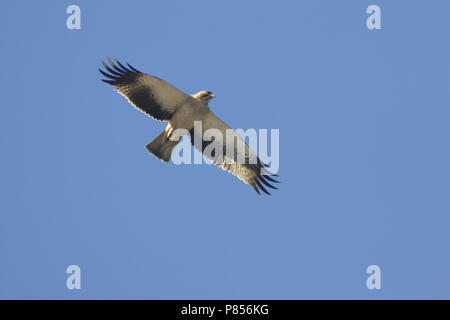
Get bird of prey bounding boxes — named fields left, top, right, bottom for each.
left=99, top=59, right=279, bottom=195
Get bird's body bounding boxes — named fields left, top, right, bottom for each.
left=99, top=59, right=278, bottom=195
left=167, top=95, right=210, bottom=137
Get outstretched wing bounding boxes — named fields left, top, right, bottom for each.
left=99, top=58, right=192, bottom=121
left=189, top=111, right=279, bottom=195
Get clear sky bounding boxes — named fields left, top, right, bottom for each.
left=1, top=1, right=449, bottom=299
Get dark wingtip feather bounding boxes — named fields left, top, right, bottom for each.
left=108, top=58, right=124, bottom=74
left=127, top=63, right=141, bottom=73
left=252, top=184, right=261, bottom=195
left=260, top=176, right=278, bottom=190
left=262, top=174, right=280, bottom=183
left=99, top=58, right=143, bottom=86
left=102, top=63, right=122, bottom=77
left=255, top=178, right=271, bottom=195
left=99, top=68, right=119, bottom=80
left=101, top=79, right=116, bottom=84
left=114, top=58, right=130, bottom=72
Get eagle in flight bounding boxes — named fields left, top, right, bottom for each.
left=99, top=59, right=279, bottom=195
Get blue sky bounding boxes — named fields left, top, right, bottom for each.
left=0, top=1, right=449, bottom=299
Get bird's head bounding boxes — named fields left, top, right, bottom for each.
left=193, top=90, right=216, bottom=103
